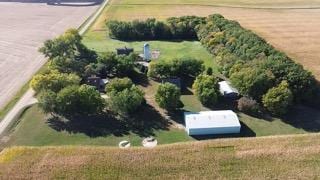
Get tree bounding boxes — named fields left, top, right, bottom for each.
left=155, top=83, right=181, bottom=110
left=192, top=74, right=219, bottom=106
left=262, top=81, right=293, bottom=116
left=108, top=86, right=145, bottom=116
left=39, top=29, right=97, bottom=75
left=105, top=78, right=133, bottom=93
left=105, top=78, right=145, bottom=116
left=230, top=67, right=275, bottom=100
left=30, top=70, right=80, bottom=93
left=56, top=85, right=104, bottom=116
left=38, top=90, right=57, bottom=114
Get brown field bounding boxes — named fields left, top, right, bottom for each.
left=1, top=133, right=320, bottom=179
left=95, top=0, right=320, bottom=79
left=0, top=2, right=99, bottom=111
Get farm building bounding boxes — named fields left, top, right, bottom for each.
left=116, top=47, right=134, bottom=55
left=86, top=76, right=109, bottom=92
left=162, top=77, right=182, bottom=89
left=184, top=110, right=241, bottom=135
left=218, top=81, right=239, bottom=99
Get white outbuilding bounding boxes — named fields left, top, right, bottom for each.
left=184, top=110, right=241, bottom=135
left=218, top=81, right=239, bottom=98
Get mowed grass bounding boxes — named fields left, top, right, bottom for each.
left=1, top=134, right=320, bottom=179
left=6, top=106, right=192, bottom=147
left=83, top=31, right=216, bottom=69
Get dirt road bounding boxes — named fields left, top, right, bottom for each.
left=0, top=1, right=99, bottom=109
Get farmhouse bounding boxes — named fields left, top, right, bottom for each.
left=184, top=110, right=241, bottom=135
left=218, top=81, right=239, bottom=99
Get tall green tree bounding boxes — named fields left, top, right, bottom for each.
left=30, top=70, right=80, bottom=93
left=262, top=81, right=293, bottom=116
left=155, top=83, right=181, bottom=110
left=55, top=85, right=104, bottom=116
left=192, top=74, right=220, bottom=106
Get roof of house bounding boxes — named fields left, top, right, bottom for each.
left=218, top=81, right=239, bottom=95
left=184, top=110, right=241, bottom=129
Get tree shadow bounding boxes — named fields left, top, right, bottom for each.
left=47, top=104, right=170, bottom=138
left=129, top=71, right=150, bottom=87
left=282, top=105, right=320, bottom=132
left=191, top=122, right=256, bottom=140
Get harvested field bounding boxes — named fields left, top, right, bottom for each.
left=0, top=2, right=99, bottom=111
left=1, top=133, right=320, bottom=179
left=95, top=0, right=320, bottom=79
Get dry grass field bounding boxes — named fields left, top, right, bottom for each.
left=1, top=133, right=320, bottom=179
left=94, top=0, right=320, bottom=79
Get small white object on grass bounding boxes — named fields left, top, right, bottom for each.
left=142, top=137, right=158, bottom=148
left=119, top=140, right=131, bottom=149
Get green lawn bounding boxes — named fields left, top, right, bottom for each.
left=83, top=31, right=217, bottom=69
left=6, top=106, right=192, bottom=147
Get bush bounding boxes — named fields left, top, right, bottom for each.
left=106, top=78, right=145, bottom=116
left=105, top=78, right=133, bottom=94
left=262, top=81, right=293, bottom=116
left=192, top=74, right=219, bottom=106
left=155, top=83, right=181, bottom=110
left=237, top=97, right=260, bottom=115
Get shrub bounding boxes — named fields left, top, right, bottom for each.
left=237, top=97, right=260, bottom=115
left=192, top=74, right=219, bottom=106
left=155, top=83, right=181, bottom=110
left=105, top=78, right=133, bottom=94
left=262, top=81, right=293, bottom=116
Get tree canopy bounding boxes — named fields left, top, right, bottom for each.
left=155, top=83, right=181, bottom=110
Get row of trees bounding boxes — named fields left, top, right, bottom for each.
left=148, top=57, right=204, bottom=79
left=196, top=14, right=319, bottom=115
left=107, top=16, right=206, bottom=40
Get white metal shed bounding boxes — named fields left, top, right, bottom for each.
left=218, top=81, right=239, bottom=98
left=184, top=110, right=241, bottom=135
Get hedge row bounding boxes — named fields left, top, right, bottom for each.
left=107, top=16, right=206, bottom=40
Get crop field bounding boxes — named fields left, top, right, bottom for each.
left=88, top=0, right=320, bottom=79
left=1, top=134, right=320, bottom=179
left=0, top=2, right=99, bottom=112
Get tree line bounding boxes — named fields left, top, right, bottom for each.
left=106, top=16, right=206, bottom=40
left=196, top=14, right=319, bottom=115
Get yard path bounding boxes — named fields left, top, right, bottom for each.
left=0, top=0, right=109, bottom=136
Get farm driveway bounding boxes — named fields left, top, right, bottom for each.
left=0, top=1, right=100, bottom=109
